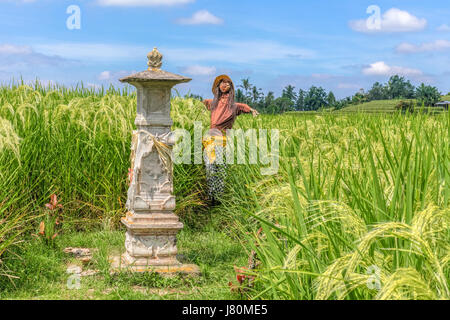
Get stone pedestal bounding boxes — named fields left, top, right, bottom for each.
left=113, top=48, right=197, bottom=275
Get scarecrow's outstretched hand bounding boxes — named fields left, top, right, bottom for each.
left=251, top=109, right=260, bottom=117
left=203, top=99, right=213, bottom=111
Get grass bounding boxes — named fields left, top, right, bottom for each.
left=0, top=80, right=449, bottom=300
left=0, top=216, right=247, bottom=300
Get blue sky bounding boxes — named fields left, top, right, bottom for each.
left=0, top=0, right=449, bottom=98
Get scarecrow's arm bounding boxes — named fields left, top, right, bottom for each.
left=203, top=99, right=213, bottom=110
left=236, top=102, right=252, bottom=114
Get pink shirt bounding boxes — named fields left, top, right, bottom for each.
left=203, top=93, right=252, bottom=132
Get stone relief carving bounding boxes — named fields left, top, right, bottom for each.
left=125, top=231, right=177, bottom=258
left=126, top=130, right=175, bottom=212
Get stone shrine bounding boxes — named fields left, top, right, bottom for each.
left=111, top=48, right=198, bottom=274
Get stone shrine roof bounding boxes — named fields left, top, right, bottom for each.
left=120, top=69, right=191, bottom=83
left=119, top=47, right=191, bottom=84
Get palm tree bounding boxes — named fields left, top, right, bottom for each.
left=296, top=89, right=305, bottom=111
left=282, top=85, right=297, bottom=103
left=251, top=86, right=263, bottom=103
left=235, top=88, right=245, bottom=103
left=416, top=83, right=441, bottom=106
left=239, top=78, right=252, bottom=92
left=238, top=78, right=253, bottom=104
left=263, top=91, right=275, bottom=113
left=327, top=91, right=336, bottom=107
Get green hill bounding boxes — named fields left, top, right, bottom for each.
left=337, top=98, right=447, bottom=114
left=337, top=99, right=406, bottom=113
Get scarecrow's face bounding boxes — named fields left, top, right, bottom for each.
left=219, top=80, right=231, bottom=94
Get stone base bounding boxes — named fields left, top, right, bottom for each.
left=109, top=254, right=201, bottom=276
left=121, top=213, right=184, bottom=268
left=122, top=251, right=181, bottom=267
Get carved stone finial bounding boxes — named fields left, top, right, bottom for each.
left=147, top=47, right=163, bottom=70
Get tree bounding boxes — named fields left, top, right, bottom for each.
left=238, top=78, right=253, bottom=104
left=387, top=75, right=403, bottom=99
left=368, top=82, right=388, bottom=100
left=352, top=88, right=368, bottom=105
left=296, top=89, right=305, bottom=111
left=327, top=91, right=336, bottom=107
left=251, top=86, right=263, bottom=104
left=334, top=99, right=350, bottom=110
left=304, top=86, right=327, bottom=111
left=235, top=88, right=245, bottom=103
left=386, top=75, right=416, bottom=99
left=264, top=91, right=275, bottom=112
left=404, top=80, right=416, bottom=99
left=273, top=96, right=295, bottom=113
left=416, top=83, right=441, bottom=106
left=239, top=78, right=251, bottom=92
left=282, top=85, right=297, bottom=102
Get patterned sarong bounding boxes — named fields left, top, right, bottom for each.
left=202, top=135, right=228, bottom=201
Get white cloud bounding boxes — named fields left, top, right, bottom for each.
left=0, top=0, right=36, bottom=3
left=0, top=43, right=75, bottom=72
left=362, top=61, right=423, bottom=76
left=181, top=65, right=216, bottom=76
left=0, top=44, right=32, bottom=54
left=350, top=8, right=427, bottom=33
left=32, top=40, right=314, bottom=65
left=34, top=43, right=149, bottom=61
left=396, top=40, right=450, bottom=54
left=97, top=70, right=133, bottom=81
left=98, top=71, right=112, bottom=80
left=437, top=24, right=450, bottom=32
left=163, top=39, right=315, bottom=64
left=176, top=10, right=223, bottom=25
left=96, top=0, right=194, bottom=6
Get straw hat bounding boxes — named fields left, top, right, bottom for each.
left=212, top=75, right=234, bottom=94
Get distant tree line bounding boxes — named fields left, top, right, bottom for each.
left=234, top=79, right=342, bottom=113
left=365, top=75, right=442, bottom=107
left=186, top=75, right=443, bottom=114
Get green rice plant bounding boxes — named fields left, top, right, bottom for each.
left=0, top=80, right=448, bottom=299
left=0, top=117, right=21, bottom=160
left=229, top=110, right=449, bottom=300
left=0, top=163, right=37, bottom=282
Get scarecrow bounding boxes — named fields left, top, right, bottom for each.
left=202, top=75, right=259, bottom=204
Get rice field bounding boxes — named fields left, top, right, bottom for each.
left=0, top=81, right=449, bottom=300
left=338, top=99, right=446, bottom=114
